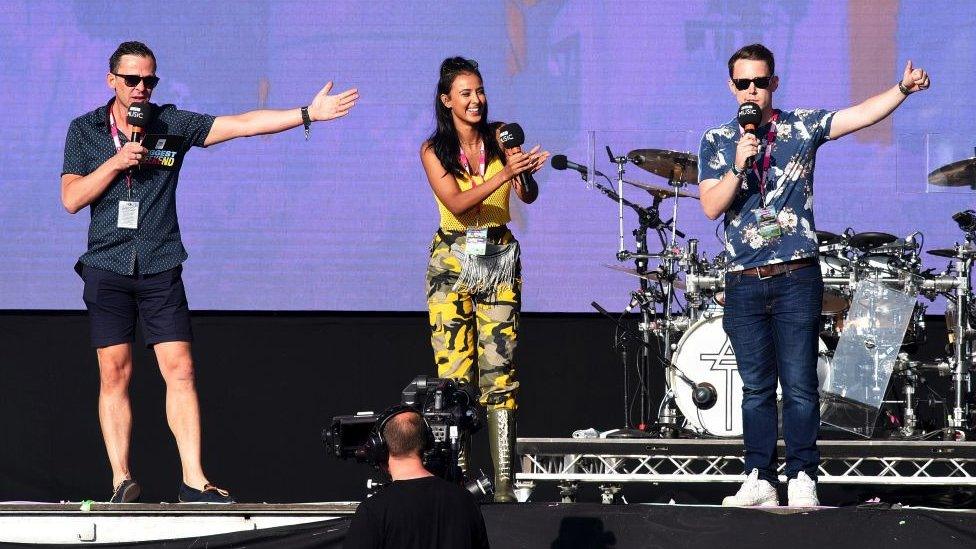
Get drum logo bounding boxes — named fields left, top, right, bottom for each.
left=700, top=338, right=738, bottom=431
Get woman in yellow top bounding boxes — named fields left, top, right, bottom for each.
left=420, top=57, right=548, bottom=502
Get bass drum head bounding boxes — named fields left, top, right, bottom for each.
left=669, top=313, right=829, bottom=437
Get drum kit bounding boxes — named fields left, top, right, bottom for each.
left=586, top=149, right=976, bottom=440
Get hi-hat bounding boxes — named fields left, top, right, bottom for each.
left=627, top=149, right=698, bottom=184
left=928, top=157, right=976, bottom=188
left=622, top=179, right=699, bottom=200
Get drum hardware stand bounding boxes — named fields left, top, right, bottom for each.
left=591, top=301, right=672, bottom=438
left=606, top=146, right=686, bottom=431
left=949, top=248, right=974, bottom=437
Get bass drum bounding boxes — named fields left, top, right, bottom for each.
left=669, top=313, right=830, bottom=437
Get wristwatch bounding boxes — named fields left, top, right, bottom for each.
left=730, top=163, right=745, bottom=179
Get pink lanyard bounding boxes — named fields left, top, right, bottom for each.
left=458, top=141, right=486, bottom=178
left=108, top=108, right=133, bottom=194
left=751, top=110, right=779, bottom=199
left=459, top=140, right=487, bottom=220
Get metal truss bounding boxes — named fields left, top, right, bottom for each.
left=517, top=438, right=976, bottom=487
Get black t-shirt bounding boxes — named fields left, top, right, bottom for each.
left=343, top=476, right=490, bottom=549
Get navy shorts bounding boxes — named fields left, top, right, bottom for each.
left=80, top=264, right=193, bottom=349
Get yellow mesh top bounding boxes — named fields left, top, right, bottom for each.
left=435, top=156, right=511, bottom=231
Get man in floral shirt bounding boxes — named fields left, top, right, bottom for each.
left=698, top=43, right=929, bottom=507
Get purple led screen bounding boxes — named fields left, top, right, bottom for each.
left=1, top=1, right=974, bottom=311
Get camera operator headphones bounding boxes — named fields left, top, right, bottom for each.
left=362, top=405, right=435, bottom=465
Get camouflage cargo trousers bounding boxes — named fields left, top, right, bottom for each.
left=426, top=230, right=521, bottom=411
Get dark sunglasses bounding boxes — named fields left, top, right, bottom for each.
left=112, top=73, right=160, bottom=89
left=732, top=76, right=772, bottom=91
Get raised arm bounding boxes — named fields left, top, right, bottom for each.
left=204, top=81, right=359, bottom=146
left=829, top=60, right=930, bottom=140
left=699, top=132, right=758, bottom=220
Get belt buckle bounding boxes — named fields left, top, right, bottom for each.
left=756, top=265, right=774, bottom=280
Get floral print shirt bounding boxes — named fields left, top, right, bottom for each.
left=698, top=108, right=835, bottom=271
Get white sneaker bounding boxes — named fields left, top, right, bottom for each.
left=787, top=471, right=820, bottom=507
left=722, top=469, right=779, bottom=506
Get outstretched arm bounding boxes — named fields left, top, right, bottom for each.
left=204, top=81, right=359, bottom=146
left=829, top=60, right=930, bottom=140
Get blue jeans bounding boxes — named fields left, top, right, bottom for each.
left=722, top=263, right=823, bottom=483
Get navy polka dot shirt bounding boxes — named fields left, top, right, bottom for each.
left=62, top=99, right=214, bottom=276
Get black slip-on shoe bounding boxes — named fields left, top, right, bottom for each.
left=178, top=482, right=235, bottom=503
left=109, top=479, right=141, bottom=503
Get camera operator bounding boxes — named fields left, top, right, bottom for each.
left=343, top=408, right=490, bottom=549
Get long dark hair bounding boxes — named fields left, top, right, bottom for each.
left=425, top=57, right=504, bottom=179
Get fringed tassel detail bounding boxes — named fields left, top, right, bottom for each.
left=452, top=242, right=520, bottom=296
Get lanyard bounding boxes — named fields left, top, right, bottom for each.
left=108, top=108, right=134, bottom=198
left=459, top=140, right=486, bottom=225
left=458, top=140, right=486, bottom=178
left=750, top=110, right=779, bottom=200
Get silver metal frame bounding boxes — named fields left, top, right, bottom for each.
left=517, top=438, right=976, bottom=487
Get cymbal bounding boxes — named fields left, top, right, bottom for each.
left=622, top=179, right=699, bottom=200
left=927, top=248, right=957, bottom=258
left=627, top=149, right=699, bottom=184
left=928, top=157, right=976, bottom=188
left=815, top=230, right=841, bottom=246
left=604, top=264, right=686, bottom=290
left=927, top=246, right=976, bottom=259
left=848, top=232, right=897, bottom=251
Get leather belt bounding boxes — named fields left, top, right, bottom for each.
left=738, top=257, right=816, bottom=278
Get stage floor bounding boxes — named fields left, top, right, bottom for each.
left=1, top=501, right=975, bottom=547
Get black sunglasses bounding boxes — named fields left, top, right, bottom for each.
left=112, top=73, right=160, bottom=89
left=732, top=76, right=772, bottom=91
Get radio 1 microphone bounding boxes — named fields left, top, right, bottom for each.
left=126, top=102, right=154, bottom=143
left=551, top=155, right=605, bottom=178
left=736, top=101, right=762, bottom=169
left=498, top=123, right=525, bottom=150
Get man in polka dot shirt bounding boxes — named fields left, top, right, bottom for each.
left=61, top=41, right=359, bottom=504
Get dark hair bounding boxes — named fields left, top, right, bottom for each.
left=383, top=411, right=425, bottom=458
left=109, top=41, right=157, bottom=73
left=425, top=57, right=504, bottom=179
left=727, top=43, right=774, bottom=78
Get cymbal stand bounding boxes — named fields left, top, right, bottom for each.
left=606, top=147, right=686, bottom=429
